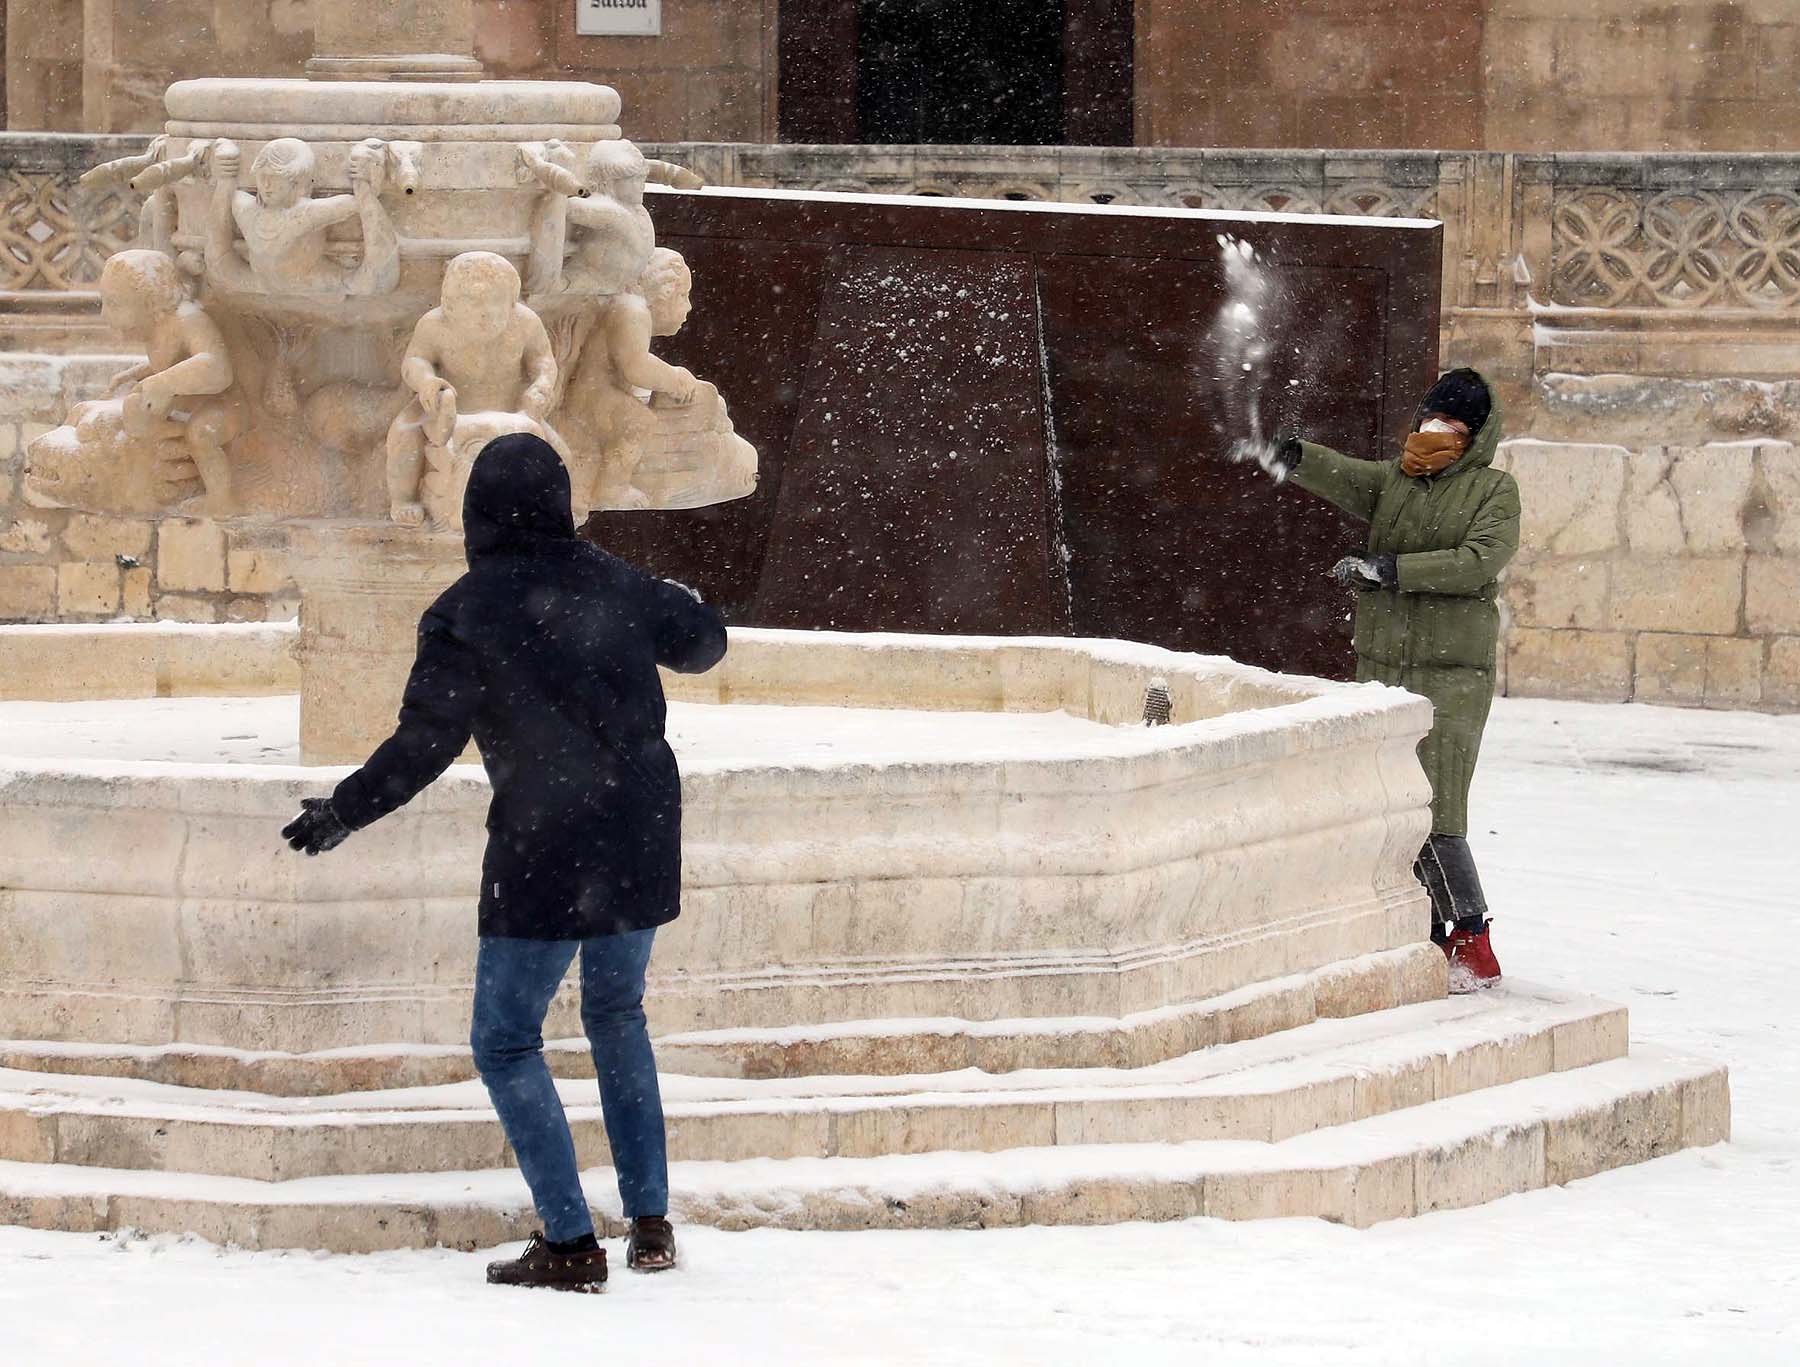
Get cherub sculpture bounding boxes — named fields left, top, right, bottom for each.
left=521, top=138, right=703, bottom=299
left=99, top=248, right=244, bottom=512
left=205, top=136, right=414, bottom=297
left=386, top=251, right=567, bottom=528
left=561, top=247, right=755, bottom=512
left=28, top=248, right=244, bottom=515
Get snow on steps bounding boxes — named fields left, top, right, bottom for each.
left=0, top=986, right=1626, bottom=1180
left=0, top=1047, right=1729, bottom=1251
left=0, top=944, right=1449, bottom=1093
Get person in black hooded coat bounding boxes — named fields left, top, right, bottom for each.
left=282, top=432, right=725, bottom=1287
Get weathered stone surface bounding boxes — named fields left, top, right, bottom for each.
left=1545, top=1082, right=1681, bottom=1186
left=1634, top=633, right=1707, bottom=706
left=1506, top=558, right=1608, bottom=630
left=1680, top=1069, right=1732, bottom=1148
left=0, top=566, right=57, bottom=619
left=1746, top=556, right=1800, bottom=635
left=1765, top=638, right=1800, bottom=708
left=1495, top=440, right=1624, bottom=558
left=55, top=561, right=120, bottom=615
left=1609, top=557, right=1742, bottom=635
left=61, top=514, right=153, bottom=563
left=155, top=520, right=227, bottom=593
left=1624, top=447, right=1755, bottom=556
left=226, top=547, right=293, bottom=596
left=1416, top=1122, right=1546, bottom=1214
left=1507, top=628, right=1632, bottom=702
left=120, top=568, right=152, bottom=618
left=1749, top=442, right=1800, bottom=555
left=1705, top=637, right=1764, bottom=708
left=154, top=593, right=221, bottom=623
left=0, top=517, right=54, bottom=555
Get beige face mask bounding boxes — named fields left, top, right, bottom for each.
left=1402, top=417, right=1469, bottom=476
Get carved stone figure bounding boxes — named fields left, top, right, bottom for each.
left=385, top=250, right=568, bottom=528
left=561, top=247, right=756, bottom=512
left=522, top=137, right=703, bottom=299
left=205, top=137, right=413, bottom=297
left=78, top=135, right=211, bottom=259
left=25, top=249, right=244, bottom=514
left=110, top=249, right=243, bottom=507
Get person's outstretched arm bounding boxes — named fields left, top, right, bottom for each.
left=1395, top=477, right=1522, bottom=596
left=1288, top=439, right=1390, bottom=524
left=646, top=576, right=727, bottom=675
left=330, top=605, right=483, bottom=831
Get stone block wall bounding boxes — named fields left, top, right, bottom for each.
left=1494, top=439, right=1800, bottom=709
left=0, top=353, right=295, bottom=624
left=11, top=0, right=1800, bottom=154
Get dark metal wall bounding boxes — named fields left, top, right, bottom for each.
left=590, top=189, right=1442, bottom=681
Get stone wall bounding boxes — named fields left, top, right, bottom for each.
left=8, top=1, right=1799, bottom=153
left=1138, top=0, right=1800, bottom=154
left=1495, top=440, right=1800, bottom=708
left=0, top=353, right=295, bottom=624
left=3, top=132, right=1798, bottom=709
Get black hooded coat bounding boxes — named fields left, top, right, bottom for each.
left=329, top=434, right=728, bottom=939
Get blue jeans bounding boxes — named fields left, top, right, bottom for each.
left=470, top=929, right=667, bottom=1242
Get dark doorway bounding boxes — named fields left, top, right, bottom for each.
left=778, top=0, right=1133, bottom=146
left=858, top=0, right=1062, bottom=145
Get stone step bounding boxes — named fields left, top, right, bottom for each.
left=0, top=945, right=1449, bottom=1094
left=0, top=1047, right=1729, bottom=1253
left=0, top=985, right=1626, bottom=1182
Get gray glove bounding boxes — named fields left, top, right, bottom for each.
left=282, top=797, right=351, bottom=856
left=1328, top=553, right=1398, bottom=590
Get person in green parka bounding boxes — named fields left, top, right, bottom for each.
left=1243, top=368, right=1518, bottom=992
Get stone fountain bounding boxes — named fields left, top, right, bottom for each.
left=0, top=5, right=1728, bottom=1249
left=23, top=0, right=754, bottom=759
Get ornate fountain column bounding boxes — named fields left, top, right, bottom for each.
left=307, top=0, right=484, bottom=82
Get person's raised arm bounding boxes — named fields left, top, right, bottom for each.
left=1287, top=439, right=1390, bottom=524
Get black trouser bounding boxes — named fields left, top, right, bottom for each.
left=1415, top=834, right=1490, bottom=940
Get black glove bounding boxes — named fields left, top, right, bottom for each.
left=1230, top=433, right=1303, bottom=485
left=1328, top=552, right=1398, bottom=590
left=282, top=797, right=352, bottom=856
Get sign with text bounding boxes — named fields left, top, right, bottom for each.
left=578, top=0, right=662, bottom=36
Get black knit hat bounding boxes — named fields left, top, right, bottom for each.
left=1420, top=368, right=1491, bottom=434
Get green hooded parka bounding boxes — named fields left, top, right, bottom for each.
left=1291, top=373, right=1520, bottom=836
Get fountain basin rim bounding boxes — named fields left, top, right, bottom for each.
left=0, top=622, right=1432, bottom=789
left=164, top=78, right=623, bottom=134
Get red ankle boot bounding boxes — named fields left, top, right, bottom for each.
left=1444, top=925, right=1501, bottom=994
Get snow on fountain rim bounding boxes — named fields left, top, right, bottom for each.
left=0, top=622, right=1431, bottom=789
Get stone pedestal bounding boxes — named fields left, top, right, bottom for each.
left=307, top=0, right=483, bottom=82
left=288, top=521, right=465, bottom=764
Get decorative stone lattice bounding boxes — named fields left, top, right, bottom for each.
left=0, top=170, right=142, bottom=292
left=1551, top=187, right=1800, bottom=310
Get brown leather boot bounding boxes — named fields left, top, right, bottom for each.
left=486, top=1232, right=607, bottom=1292
left=626, top=1216, right=677, bottom=1272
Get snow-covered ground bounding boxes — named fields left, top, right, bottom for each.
left=3, top=697, right=1797, bottom=1364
